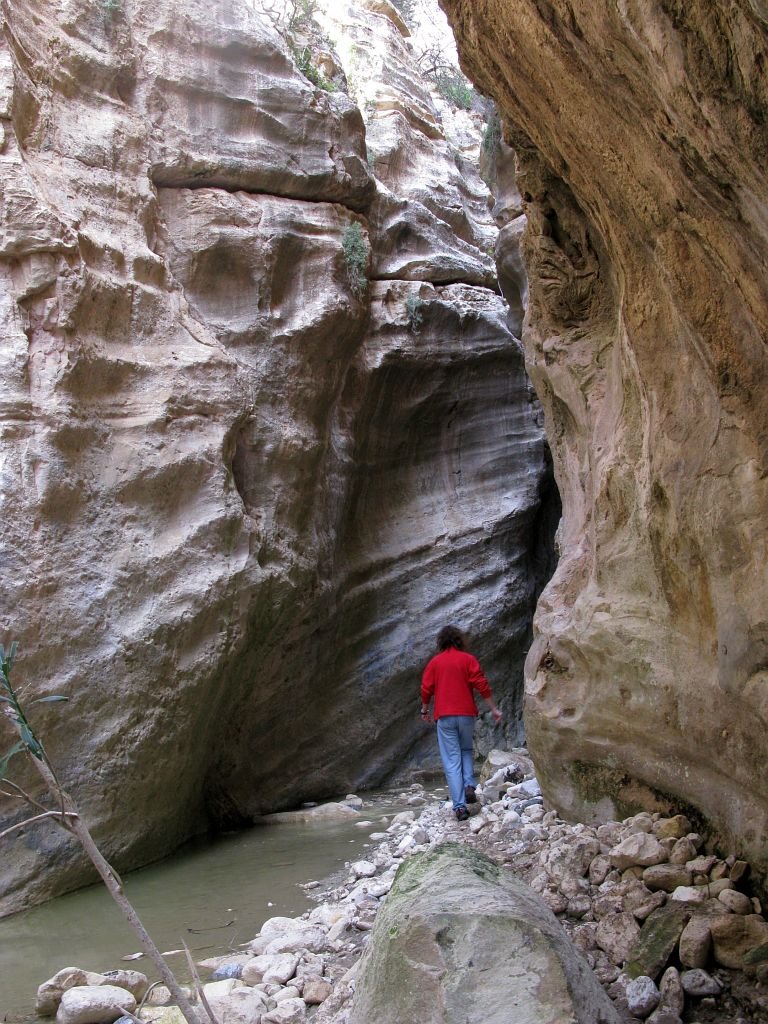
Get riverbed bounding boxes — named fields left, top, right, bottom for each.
left=1, top=789, right=433, bottom=1022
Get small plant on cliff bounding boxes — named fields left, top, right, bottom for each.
left=405, top=294, right=425, bottom=334
left=435, top=70, right=474, bottom=110
left=342, top=222, right=368, bottom=296
left=481, top=109, right=501, bottom=156
left=0, top=643, right=213, bottom=1024
left=416, top=44, right=475, bottom=110
left=291, top=44, right=334, bottom=91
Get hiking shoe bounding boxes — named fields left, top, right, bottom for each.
left=455, top=806, right=470, bottom=821
left=464, top=785, right=477, bottom=804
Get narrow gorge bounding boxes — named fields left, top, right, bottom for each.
left=0, top=0, right=556, bottom=914
left=1, top=0, right=766, bottom=935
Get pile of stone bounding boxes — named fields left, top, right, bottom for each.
left=450, top=758, right=768, bottom=1023
left=32, top=755, right=768, bottom=1024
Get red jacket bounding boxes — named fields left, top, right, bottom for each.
left=420, top=647, right=492, bottom=720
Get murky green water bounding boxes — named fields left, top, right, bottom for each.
left=1, top=790, right=438, bottom=1022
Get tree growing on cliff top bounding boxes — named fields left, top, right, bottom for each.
left=0, top=643, right=215, bottom=1024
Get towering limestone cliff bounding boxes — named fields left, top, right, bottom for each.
left=0, top=0, right=554, bottom=912
left=442, top=0, right=768, bottom=885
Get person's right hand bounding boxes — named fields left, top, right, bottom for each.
left=492, top=708, right=502, bottom=723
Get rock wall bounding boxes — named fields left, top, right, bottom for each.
left=441, top=0, right=768, bottom=885
left=0, top=0, right=554, bottom=912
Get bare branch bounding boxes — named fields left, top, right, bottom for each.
left=0, top=778, right=54, bottom=816
left=1, top=674, right=201, bottom=1024
left=0, top=810, right=78, bottom=841
left=183, top=940, right=220, bottom=1024
left=117, top=1006, right=159, bottom=1024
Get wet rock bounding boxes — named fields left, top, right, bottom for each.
left=55, top=985, right=136, bottom=1024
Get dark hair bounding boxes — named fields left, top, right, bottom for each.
left=437, top=625, right=466, bottom=651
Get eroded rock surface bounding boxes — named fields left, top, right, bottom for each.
left=0, top=0, right=554, bottom=912
left=348, top=842, right=620, bottom=1024
left=441, top=0, right=768, bottom=888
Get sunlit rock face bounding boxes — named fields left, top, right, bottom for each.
left=0, top=0, right=554, bottom=912
left=442, top=0, right=768, bottom=883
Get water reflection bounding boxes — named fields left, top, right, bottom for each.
left=1, top=791, right=438, bottom=1022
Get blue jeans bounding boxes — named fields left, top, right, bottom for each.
left=436, top=715, right=476, bottom=809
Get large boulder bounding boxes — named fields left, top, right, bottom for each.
left=348, top=842, right=620, bottom=1024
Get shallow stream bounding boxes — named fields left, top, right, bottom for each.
left=1, top=788, right=438, bottom=1022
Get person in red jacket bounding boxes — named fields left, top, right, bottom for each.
left=420, top=624, right=502, bottom=821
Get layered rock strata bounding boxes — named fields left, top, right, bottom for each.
left=441, top=0, right=768, bottom=887
left=0, top=0, right=554, bottom=912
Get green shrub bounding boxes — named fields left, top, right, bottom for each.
left=405, top=294, right=425, bottom=333
left=482, top=110, right=501, bottom=155
left=292, top=45, right=334, bottom=92
left=287, top=0, right=319, bottom=34
left=435, top=71, right=474, bottom=110
left=342, top=222, right=368, bottom=296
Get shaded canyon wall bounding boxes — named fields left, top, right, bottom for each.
left=0, top=0, right=555, bottom=912
left=442, top=0, right=768, bottom=885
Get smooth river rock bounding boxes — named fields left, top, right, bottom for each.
left=348, top=842, right=620, bottom=1024
left=55, top=985, right=135, bottom=1024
